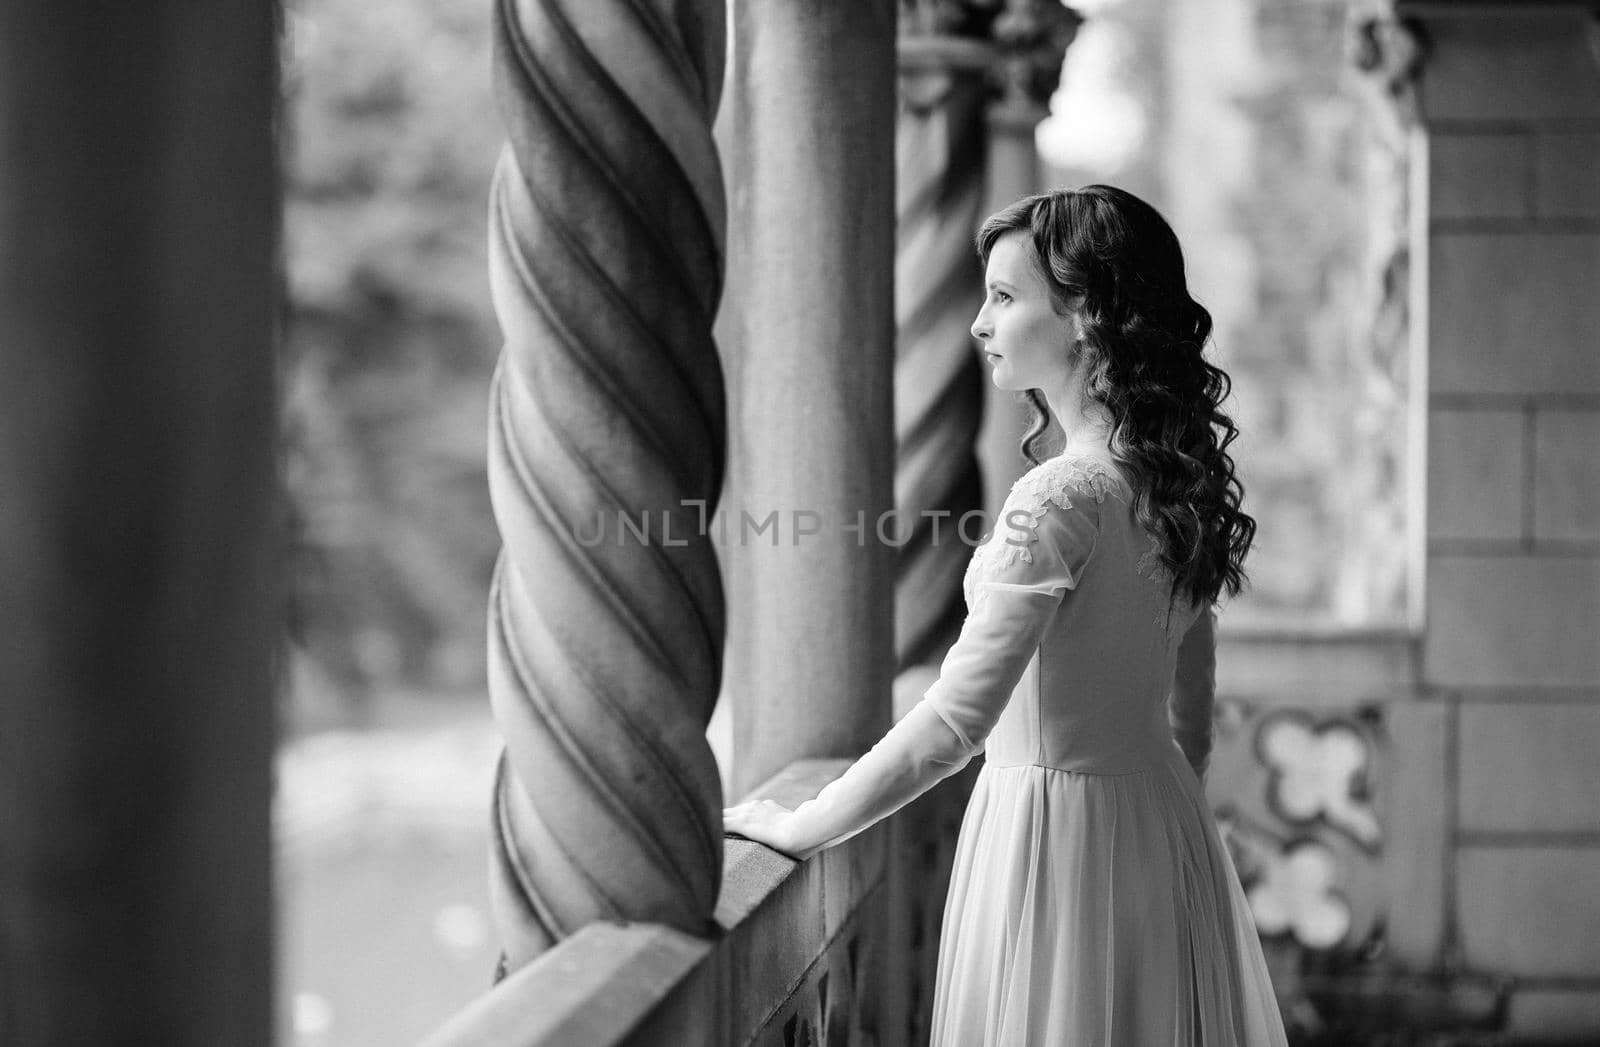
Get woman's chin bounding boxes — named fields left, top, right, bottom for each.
left=988, top=366, right=1022, bottom=391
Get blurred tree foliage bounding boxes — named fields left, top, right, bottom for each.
left=281, top=0, right=501, bottom=702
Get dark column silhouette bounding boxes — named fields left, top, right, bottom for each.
left=0, top=3, right=280, bottom=1044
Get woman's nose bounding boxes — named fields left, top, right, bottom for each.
left=970, top=308, right=990, bottom=341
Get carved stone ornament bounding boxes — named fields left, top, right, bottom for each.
left=1348, top=2, right=1428, bottom=123
left=900, top=0, right=1003, bottom=39
left=899, top=0, right=1081, bottom=112
left=990, top=0, right=1082, bottom=111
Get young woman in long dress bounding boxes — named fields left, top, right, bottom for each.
left=724, top=185, right=1288, bottom=1046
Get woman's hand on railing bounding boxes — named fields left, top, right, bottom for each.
left=723, top=799, right=818, bottom=862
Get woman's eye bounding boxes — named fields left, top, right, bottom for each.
left=994, top=291, right=1011, bottom=304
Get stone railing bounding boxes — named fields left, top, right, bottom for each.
left=427, top=760, right=904, bottom=1046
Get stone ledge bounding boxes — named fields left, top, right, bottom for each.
left=423, top=758, right=886, bottom=1047
left=421, top=922, right=710, bottom=1047
left=715, top=759, right=852, bottom=929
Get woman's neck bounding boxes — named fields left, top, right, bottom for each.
left=1041, top=381, right=1112, bottom=457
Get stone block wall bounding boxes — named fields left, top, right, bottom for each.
left=1409, top=3, right=1600, bottom=1039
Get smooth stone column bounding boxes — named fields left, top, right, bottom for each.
left=717, top=2, right=899, bottom=798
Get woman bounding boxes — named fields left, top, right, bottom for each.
left=724, top=185, right=1287, bottom=1045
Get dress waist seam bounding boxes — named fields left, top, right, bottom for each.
left=984, top=759, right=1162, bottom=779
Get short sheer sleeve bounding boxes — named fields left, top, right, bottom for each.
left=926, top=463, right=1104, bottom=753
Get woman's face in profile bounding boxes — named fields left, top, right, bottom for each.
left=970, top=231, right=1078, bottom=393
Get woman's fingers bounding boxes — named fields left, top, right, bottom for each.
left=722, top=800, right=795, bottom=852
left=722, top=799, right=788, bottom=819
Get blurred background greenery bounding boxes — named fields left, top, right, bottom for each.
left=281, top=0, right=501, bottom=719
left=277, top=2, right=502, bottom=1044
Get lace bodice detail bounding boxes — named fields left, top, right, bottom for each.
left=964, top=453, right=1196, bottom=641
left=964, top=454, right=1122, bottom=594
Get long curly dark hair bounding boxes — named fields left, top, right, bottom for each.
left=976, top=185, right=1256, bottom=607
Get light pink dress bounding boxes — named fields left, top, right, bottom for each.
left=784, top=451, right=1287, bottom=1045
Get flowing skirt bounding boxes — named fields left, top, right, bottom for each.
left=929, top=749, right=1288, bottom=1046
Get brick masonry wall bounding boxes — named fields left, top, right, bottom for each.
left=1411, top=3, right=1600, bottom=1039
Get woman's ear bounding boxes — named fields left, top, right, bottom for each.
left=1065, top=313, right=1088, bottom=357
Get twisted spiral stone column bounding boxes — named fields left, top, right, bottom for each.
left=483, top=0, right=729, bottom=968
left=893, top=54, right=990, bottom=673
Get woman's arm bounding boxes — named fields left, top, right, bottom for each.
left=724, top=476, right=1100, bottom=859
left=724, top=583, right=1067, bottom=859
left=722, top=701, right=975, bottom=861
left=1168, top=605, right=1217, bottom=779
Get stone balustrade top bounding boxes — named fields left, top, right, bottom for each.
left=424, top=759, right=885, bottom=1047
